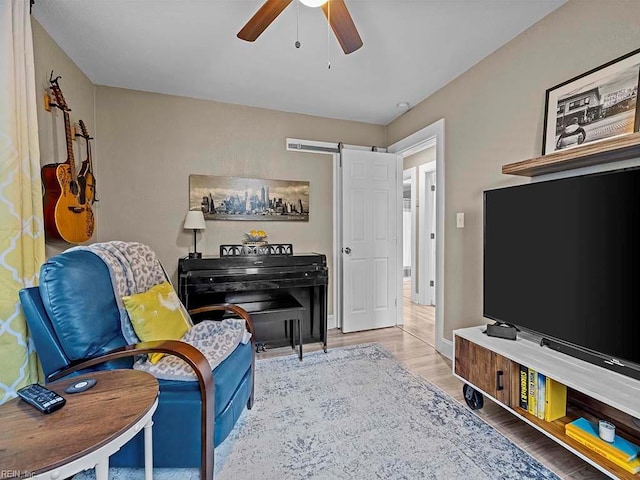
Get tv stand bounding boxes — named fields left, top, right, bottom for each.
left=454, top=326, right=640, bottom=479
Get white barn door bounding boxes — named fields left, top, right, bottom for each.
left=341, top=149, right=398, bottom=333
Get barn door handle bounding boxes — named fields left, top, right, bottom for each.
left=496, top=370, right=504, bottom=391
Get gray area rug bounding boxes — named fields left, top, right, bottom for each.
left=75, top=343, right=560, bottom=479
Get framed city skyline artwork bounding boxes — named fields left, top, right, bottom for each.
left=542, top=48, right=640, bottom=155
left=189, top=174, right=310, bottom=221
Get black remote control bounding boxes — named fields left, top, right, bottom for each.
left=17, top=383, right=66, bottom=414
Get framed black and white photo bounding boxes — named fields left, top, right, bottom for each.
left=543, top=48, right=640, bottom=155
left=189, top=174, right=310, bottom=221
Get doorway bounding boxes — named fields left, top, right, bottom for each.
left=388, top=118, right=447, bottom=357
left=398, top=148, right=436, bottom=347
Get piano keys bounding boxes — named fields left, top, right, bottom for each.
left=177, top=247, right=328, bottom=351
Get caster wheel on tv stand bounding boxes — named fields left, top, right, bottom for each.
left=463, top=384, right=484, bottom=410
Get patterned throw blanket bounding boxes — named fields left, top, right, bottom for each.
left=68, top=241, right=167, bottom=344
left=69, top=241, right=248, bottom=380
left=134, top=319, right=248, bottom=381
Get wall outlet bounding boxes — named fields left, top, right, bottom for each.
left=456, top=212, right=464, bottom=228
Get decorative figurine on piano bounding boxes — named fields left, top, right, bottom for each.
left=243, top=229, right=268, bottom=247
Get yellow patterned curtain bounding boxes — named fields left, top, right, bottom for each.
left=0, top=0, right=46, bottom=404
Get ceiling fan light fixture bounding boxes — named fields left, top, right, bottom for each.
left=238, top=0, right=362, bottom=54
left=299, top=0, right=328, bottom=8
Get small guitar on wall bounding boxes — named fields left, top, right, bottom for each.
left=77, top=119, right=97, bottom=206
left=41, top=73, right=95, bottom=243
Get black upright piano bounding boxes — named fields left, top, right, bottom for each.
left=177, top=245, right=328, bottom=351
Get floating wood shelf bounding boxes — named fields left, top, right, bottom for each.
left=503, top=132, right=640, bottom=177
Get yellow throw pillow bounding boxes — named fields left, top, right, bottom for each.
left=122, top=281, right=191, bottom=363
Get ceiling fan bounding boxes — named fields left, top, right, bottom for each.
left=237, top=0, right=363, bottom=55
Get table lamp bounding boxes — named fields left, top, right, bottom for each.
left=183, top=210, right=206, bottom=258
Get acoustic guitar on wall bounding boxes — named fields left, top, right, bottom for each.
left=77, top=119, right=97, bottom=206
left=41, top=74, right=95, bottom=243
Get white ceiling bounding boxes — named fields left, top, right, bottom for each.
left=33, top=0, right=565, bottom=125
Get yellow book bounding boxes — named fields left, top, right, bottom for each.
left=527, top=368, right=536, bottom=416
left=565, top=430, right=640, bottom=474
left=566, top=418, right=639, bottom=462
left=544, top=377, right=567, bottom=422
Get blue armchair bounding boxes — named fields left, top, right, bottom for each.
left=19, top=249, right=255, bottom=480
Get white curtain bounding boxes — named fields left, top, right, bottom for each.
left=0, top=0, right=46, bottom=404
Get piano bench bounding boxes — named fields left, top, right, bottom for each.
left=224, top=294, right=306, bottom=361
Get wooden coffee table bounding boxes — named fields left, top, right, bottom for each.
left=0, top=369, right=158, bottom=480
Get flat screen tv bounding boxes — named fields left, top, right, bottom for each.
left=484, top=166, right=640, bottom=381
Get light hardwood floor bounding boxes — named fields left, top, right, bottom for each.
left=399, top=279, right=435, bottom=347
left=259, top=326, right=605, bottom=479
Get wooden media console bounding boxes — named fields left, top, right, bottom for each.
left=454, top=326, right=640, bottom=479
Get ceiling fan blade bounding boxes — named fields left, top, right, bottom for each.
left=321, top=0, right=363, bottom=54
left=238, top=0, right=293, bottom=42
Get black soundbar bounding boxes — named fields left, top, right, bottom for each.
left=541, top=337, right=640, bottom=382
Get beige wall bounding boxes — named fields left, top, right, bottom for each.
left=95, top=86, right=385, bottom=312
left=387, top=0, right=640, bottom=339
left=32, top=20, right=97, bottom=257
left=404, top=146, right=435, bottom=170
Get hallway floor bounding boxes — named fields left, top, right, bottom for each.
left=399, top=278, right=435, bottom=347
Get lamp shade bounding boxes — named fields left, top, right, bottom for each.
left=184, top=210, right=206, bottom=230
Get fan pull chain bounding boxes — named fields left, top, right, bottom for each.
left=295, top=0, right=301, bottom=48
left=327, top=0, right=331, bottom=69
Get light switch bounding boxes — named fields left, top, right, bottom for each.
left=456, top=212, right=464, bottom=228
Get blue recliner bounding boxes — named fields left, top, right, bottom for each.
left=19, top=249, right=255, bottom=480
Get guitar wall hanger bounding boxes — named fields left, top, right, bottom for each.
left=74, top=126, right=93, bottom=141
left=45, top=74, right=67, bottom=111
left=46, top=99, right=67, bottom=111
